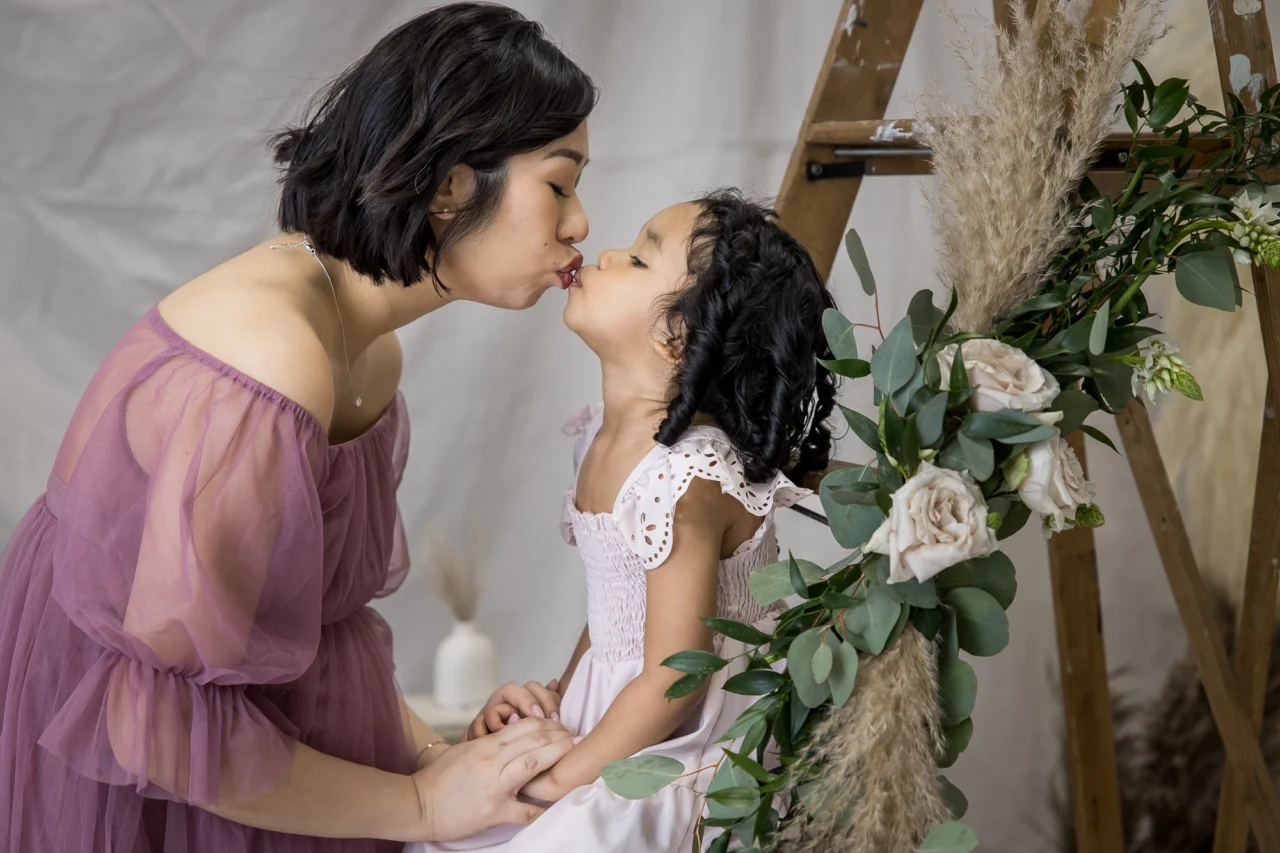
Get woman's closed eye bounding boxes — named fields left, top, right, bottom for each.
left=629, top=254, right=647, bottom=269
left=550, top=183, right=570, bottom=199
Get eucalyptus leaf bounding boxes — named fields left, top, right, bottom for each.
left=717, top=697, right=779, bottom=744
left=886, top=576, right=939, bottom=609
left=864, top=588, right=903, bottom=654
left=840, top=405, right=882, bottom=453
left=822, top=308, right=859, bottom=360
left=706, top=760, right=760, bottom=820
left=828, top=640, right=859, bottom=708
left=918, top=821, right=979, bottom=853
left=788, top=553, right=810, bottom=598
left=1089, top=299, right=1111, bottom=355
left=821, top=471, right=887, bottom=551
left=1104, top=324, right=1161, bottom=354
left=939, top=658, right=978, bottom=727
left=1052, top=389, right=1100, bottom=435
left=957, top=433, right=995, bottom=481
left=996, top=500, right=1032, bottom=540
left=913, top=606, right=946, bottom=640
left=845, top=228, right=876, bottom=296
left=939, top=776, right=969, bottom=819
left=749, top=558, right=825, bottom=607
left=908, top=289, right=945, bottom=345
left=872, top=317, right=919, bottom=395
left=937, top=438, right=968, bottom=474
left=788, top=629, right=832, bottom=708
left=817, top=357, right=872, bottom=378
left=938, top=717, right=975, bottom=769
left=1061, top=315, right=1095, bottom=353
left=946, top=588, right=1010, bottom=656
left=917, top=392, right=949, bottom=447
left=934, top=551, right=1017, bottom=609
left=601, top=755, right=686, bottom=800
left=811, top=641, right=834, bottom=683
left=1175, top=247, right=1239, bottom=311
left=961, top=410, right=1045, bottom=441
left=1000, top=424, right=1056, bottom=445
left=1086, top=353, right=1135, bottom=413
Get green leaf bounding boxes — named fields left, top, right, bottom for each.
left=1061, top=315, right=1096, bottom=353
left=707, top=833, right=732, bottom=853
left=661, top=650, right=729, bottom=675
left=934, top=551, right=1017, bottom=609
left=749, top=558, right=825, bottom=607
left=788, top=629, right=832, bottom=708
left=1091, top=197, right=1115, bottom=233
left=845, top=228, right=877, bottom=295
left=811, top=641, right=834, bottom=683
left=947, top=587, right=1009, bottom=655
left=1124, top=92, right=1140, bottom=133
left=917, top=392, right=949, bottom=448
left=702, top=617, right=773, bottom=646
left=1133, top=144, right=1196, bottom=159
left=665, top=672, right=709, bottom=699
left=723, top=669, right=786, bottom=695
left=1086, top=353, right=1134, bottom=413
left=1147, top=78, right=1190, bottom=129
left=822, top=308, right=859, bottom=360
left=1053, top=389, right=1100, bottom=435
left=1089, top=299, right=1111, bottom=355
left=1134, top=60, right=1156, bottom=94
left=717, top=696, right=779, bottom=744
left=886, top=576, right=939, bottom=609
left=820, top=470, right=886, bottom=551
left=840, top=405, right=882, bottom=453
left=1000, top=424, right=1057, bottom=445
left=789, top=691, right=810, bottom=738
left=741, top=717, right=768, bottom=757
left=707, top=760, right=760, bottom=820
left=872, top=317, right=919, bottom=394
left=788, top=553, right=810, bottom=598
left=918, top=821, right=979, bottom=853
left=957, top=433, right=994, bottom=481
left=908, top=289, right=945, bottom=345
left=1176, top=247, right=1239, bottom=311
left=1080, top=423, right=1119, bottom=452
left=962, top=410, right=1046, bottom=441
left=913, top=606, right=946, bottom=640
left=817, top=357, right=872, bottom=378
left=891, top=366, right=928, bottom=415
left=939, top=776, right=969, bottom=819
left=601, top=754, right=686, bottom=799
left=864, top=588, right=903, bottom=654
left=938, top=717, right=975, bottom=769
left=721, top=748, right=772, bottom=784
left=938, top=659, right=978, bottom=727
left=828, top=640, right=859, bottom=707
left=996, top=500, right=1032, bottom=540
left=1103, top=324, right=1160, bottom=354
left=1008, top=292, right=1065, bottom=318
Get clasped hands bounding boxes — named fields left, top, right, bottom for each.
left=462, top=678, right=572, bottom=802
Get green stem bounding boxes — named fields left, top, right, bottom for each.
left=1169, top=218, right=1234, bottom=246
left=1116, top=162, right=1147, bottom=210
left=1110, top=261, right=1159, bottom=315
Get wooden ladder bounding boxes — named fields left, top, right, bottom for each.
left=775, top=2, right=1280, bottom=851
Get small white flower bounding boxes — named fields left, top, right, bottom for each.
left=1124, top=336, right=1203, bottom=403
left=1017, top=433, right=1097, bottom=535
left=864, top=462, right=998, bottom=584
left=1231, top=189, right=1280, bottom=228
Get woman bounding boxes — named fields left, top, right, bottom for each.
left=0, top=4, right=594, bottom=851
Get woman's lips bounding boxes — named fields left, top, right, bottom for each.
left=558, top=254, right=583, bottom=289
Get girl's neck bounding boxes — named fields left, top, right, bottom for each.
left=597, top=360, right=669, bottom=441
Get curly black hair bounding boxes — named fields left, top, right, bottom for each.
left=654, top=189, right=838, bottom=485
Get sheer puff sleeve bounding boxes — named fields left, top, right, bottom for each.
left=39, top=360, right=326, bottom=808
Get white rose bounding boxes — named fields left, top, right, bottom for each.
left=938, top=339, right=1060, bottom=414
left=864, top=462, right=998, bottom=584
left=1017, top=433, right=1096, bottom=534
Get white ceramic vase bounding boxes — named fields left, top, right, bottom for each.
left=433, top=620, right=498, bottom=709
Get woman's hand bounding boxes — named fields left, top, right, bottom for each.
left=409, top=717, right=576, bottom=842
left=464, top=679, right=563, bottom=742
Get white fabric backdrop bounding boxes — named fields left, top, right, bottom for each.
left=0, top=1, right=1246, bottom=849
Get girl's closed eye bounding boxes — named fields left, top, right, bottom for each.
left=629, top=255, right=647, bottom=269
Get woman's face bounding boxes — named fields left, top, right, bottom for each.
left=563, top=201, right=702, bottom=359
left=434, top=123, right=590, bottom=310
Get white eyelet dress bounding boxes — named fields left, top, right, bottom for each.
left=410, top=404, right=808, bottom=853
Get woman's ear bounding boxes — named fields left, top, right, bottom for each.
left=429, top=163, right=477, bottom=220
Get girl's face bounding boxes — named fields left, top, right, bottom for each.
left=562, top=201, right=702, bottom=359
left=432, top=123, right=590, bottom=310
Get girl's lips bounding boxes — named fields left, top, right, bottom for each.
left=558, top=254, right=583, bottom=289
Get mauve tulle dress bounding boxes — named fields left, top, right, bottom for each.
left=0, top=305, right=415, bottom=852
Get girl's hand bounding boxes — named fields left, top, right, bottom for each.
left=465, top=679, right=563, bottom=741
left=410, top=717, right=574, bottom=842
left=518, top=767, right=572, bottom=804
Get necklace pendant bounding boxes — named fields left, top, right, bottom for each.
left=354, top=396, right=363, bottom=408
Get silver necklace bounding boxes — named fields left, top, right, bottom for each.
left=271, top=235, right=365, bottom=407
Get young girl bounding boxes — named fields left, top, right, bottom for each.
left=412, top=190, right=836, bottom=852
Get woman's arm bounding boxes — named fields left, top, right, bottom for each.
left=527, top=478, right=728, bottom=799
left=400, top=695, right=454, bottom=769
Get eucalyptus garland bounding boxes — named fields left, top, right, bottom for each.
left=600, top=64, right=1280, bottom=853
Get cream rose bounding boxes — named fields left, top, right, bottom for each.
left=864, top=462, right=998, bottom=584
left=938, top=339, right=1060, bottom=413
left=1016, top=433, right=1096, bottom=533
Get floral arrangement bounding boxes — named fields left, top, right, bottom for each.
left=599, top=2, right=1280, bottom=851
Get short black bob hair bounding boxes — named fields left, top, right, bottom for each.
left=271, top=2, right=597, bottom=290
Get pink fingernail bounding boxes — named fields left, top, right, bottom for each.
left=508, top=713, right=519, bottom=725
left=551, top=712, right=561, bottom=723
left=571, top=736, right=584, bottom=745
left=532, top=705, right=546, bottom=719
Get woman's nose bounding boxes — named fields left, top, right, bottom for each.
left=559, top=195, right=589, bottom=245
